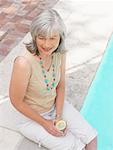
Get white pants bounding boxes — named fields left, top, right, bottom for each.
left=16, top=101, right=97, bottom=150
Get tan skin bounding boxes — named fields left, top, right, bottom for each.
left=9, top=32, right=97, bottom=149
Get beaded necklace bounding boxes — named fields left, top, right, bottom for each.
left=39, top=55, right=56, bottom=91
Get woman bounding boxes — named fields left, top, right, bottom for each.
left=9, top=9, right=97, bottom=150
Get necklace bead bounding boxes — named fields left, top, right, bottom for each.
left=39, top=55, right=56, bottom=91
left=47, top=87, right=51, bottom=91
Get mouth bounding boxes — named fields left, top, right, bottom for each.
left=42, top=48, right=52, bottom=52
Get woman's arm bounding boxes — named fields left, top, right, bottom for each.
left=9, top=57, right=47, bottom=126
left=55, top=53, right=66, bottom=119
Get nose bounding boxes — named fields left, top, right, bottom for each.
left=44, top=39, right=51, bottom=50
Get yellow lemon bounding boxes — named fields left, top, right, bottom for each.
left=55, top=120, right=67, bottom=131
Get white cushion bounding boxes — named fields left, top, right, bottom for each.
left=0, top=127, right=24, bottom=150
left=0, top=126, right=46, bottom=150
left=0, top=95, right=31, bottom=131
left=0, top=95, right=47, bottom=150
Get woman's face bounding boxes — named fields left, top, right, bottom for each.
left=36, top=32, right=60, bottom=56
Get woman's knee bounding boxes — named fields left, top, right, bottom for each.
left=88, top=135, right=97, bottom=145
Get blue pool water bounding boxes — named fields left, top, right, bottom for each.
left=81, top=33, right=113, bottom=150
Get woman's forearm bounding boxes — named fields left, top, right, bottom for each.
left=11, top=100, right=47, bottom=126
left=55, top=87, right=65, bottom=119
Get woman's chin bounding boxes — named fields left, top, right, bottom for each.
left=42, top=50, right=53, bottom=56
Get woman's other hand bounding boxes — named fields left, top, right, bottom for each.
left=42, top=119, right=65, bottom=137
left=54, top=119, right=68, bottom=136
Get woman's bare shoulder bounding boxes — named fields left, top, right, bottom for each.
left=9, top=56, right=32, bottom=104
left=13, top=56, right=32, bottom=76
left=14, top=56, right=31, bottom=69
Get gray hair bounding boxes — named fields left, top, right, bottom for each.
left=25, top=9, right=67, bottom=55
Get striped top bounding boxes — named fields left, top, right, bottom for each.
left=18, top=50, right=61, bottom=113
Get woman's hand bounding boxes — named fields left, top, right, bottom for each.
left=42, top=119, right=65, bottom=137
left=54, top=118, right=68, bottom=136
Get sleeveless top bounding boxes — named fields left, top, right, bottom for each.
left=17, top=50, right=61, bottom=113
